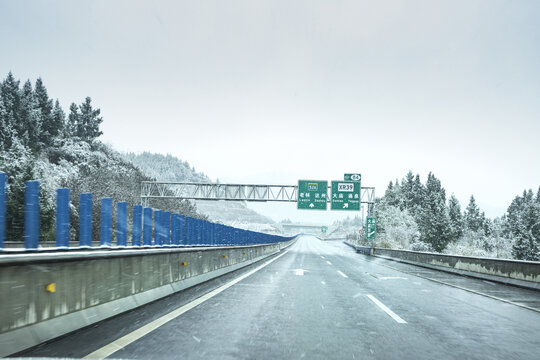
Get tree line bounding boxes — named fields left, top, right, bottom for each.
left=0, top=72, right=103, bottom=152
left=377, top=171, right=540, bottom=260
left=0, top=72, right=202, bottom=243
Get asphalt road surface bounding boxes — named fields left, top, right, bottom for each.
left=18, top=236, right=540, bottom=359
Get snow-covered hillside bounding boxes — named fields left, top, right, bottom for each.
left=123, top=152, right=280, bottom=233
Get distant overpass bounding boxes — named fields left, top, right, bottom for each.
left=280, top=223, right=326, bottom=236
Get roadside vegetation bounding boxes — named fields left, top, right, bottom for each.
left=0, top=72, right=204, bottom=243
left=342, top=171, right=539, bottom=261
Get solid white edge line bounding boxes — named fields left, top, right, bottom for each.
left=84, top=250, right=289, bottom=359
left=337, top=270, right=348, bottom=278
left=366, top=294, right=407, bottom=324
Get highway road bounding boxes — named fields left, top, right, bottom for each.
left=19, top=236, right=540, bottom=359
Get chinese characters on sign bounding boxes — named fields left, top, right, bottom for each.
left=297, top=180, right=328, bottom=210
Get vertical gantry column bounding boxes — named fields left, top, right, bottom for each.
left=0, top=172, right=7, bottom=249
left=56, top=188, right=70, bottom=249
left=100, top=198, right=113, bottom=247
left=143, top=207, right=153, bottom=247
left=116, top=202, right=127, bottom=247
left=79, top=193, right=92, bottom=248
left=132, top=205, right=142, bottom=247
left=24, top=181, right=40, bottom=250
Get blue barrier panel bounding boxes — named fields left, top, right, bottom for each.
left=24, top=181, right=40, bottom=250
left=185, top=217, right=190, bottom=245
left=100, top=198, right=113, bottom=247
left=179, top=215, right=185, bottom=245
left=143, top=207, right=152, bottom=246
left=56, top=188, right=70, bottom=248
left=132, top=205, right=142, bottom=247
left=197, top=219, right=202, bottom=245
left=116, top=202, right=128, bottom=247
left=171, top=214, right=178, bottom=245
left=188, top=217, right=193, bottom=245
left=163, top=211, right=170, bottom=245
left=155, top=210, right=162, bottom=246
left=79, top=193, right=92, bottom=248
left=0, top=172, right=7, bottom=249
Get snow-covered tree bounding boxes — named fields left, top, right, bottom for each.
left=35, top=78, right=61, bottom=147
left=464, top=195, right=483, bottom=233
left=78, top=97, right=103, bottom=142
left=18, top=80, right=43, bottom=152
left=507, top=189, right=540, bottom=260
left=418, top=172, right=452, bottom=251
left=448, top=194, right=463, bottom=242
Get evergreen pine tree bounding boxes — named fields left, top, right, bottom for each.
left=401, top=171, right=415, bottom=210
left=508, top=189, right=540, bottom=260
left=18, top=80, right=42, bottom=152
left=464, top=195, right=482, bottom=233
left=0, top=72, right=20, bottom=141
left=51, top=100, right=66, bottom=139
left=34, top=78, right=56, bottom=146
left=67, top=102, right=80, bottom=138
left=410, top=174, right=426, bottom=220
left=448, top=194, right=463, bottom=241
left=383, top=181, right=402, bottom=207
left=418, top=172, right=452, bottom=252
left=78, top=97, right=103, bottom=142
left=0, top=97, right=14, bottom=150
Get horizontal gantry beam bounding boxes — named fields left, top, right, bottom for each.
left=141, top=182, right=375, bottom=204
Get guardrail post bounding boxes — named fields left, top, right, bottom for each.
left=79, top=193, right=92, bottom=248
left=143, top=207, right=152, bottom=246
left=24, top=181, right=40, bottom=250
left=116, top=202, right=127, bottom=247
left=100, top=198, right=112, bottom=247
left=132, top=205, right=142, bottom=246
left=56, top=188, right=70, bottom=248
left=0, top=172, right=6, bottom=249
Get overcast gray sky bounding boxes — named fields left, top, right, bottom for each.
left=1, top=0, right=539, bottom=223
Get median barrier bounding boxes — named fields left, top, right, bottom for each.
left=0, top=237, right=296, bottom=357
left=343, top=242, right=540, bottom=290
left=372, top=247, right=540, bottom=290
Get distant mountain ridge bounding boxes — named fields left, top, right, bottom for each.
left=124, top=152, right=210, bottom=183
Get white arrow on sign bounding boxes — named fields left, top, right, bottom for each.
left=343, top=203, right=349, bottom=209
left=309, top=203, right=315, bottom=208
left=368, top=231, right=375, bottom=237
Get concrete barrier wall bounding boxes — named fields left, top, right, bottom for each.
left=372, top=247, right=540, bottom=289
left=0, top=239, right=296, bottom=356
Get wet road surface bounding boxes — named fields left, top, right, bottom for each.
left=18, top=236, right=540, bottom=359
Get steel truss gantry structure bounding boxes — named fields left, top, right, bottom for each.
left=141, top=181, right=376, bottom=215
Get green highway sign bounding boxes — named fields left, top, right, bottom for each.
left=297, top=180, right=328, bottom=210
left=344, top=173, right=361, bottom=182
left=366, top=217, right=376, bottom=240
left=331, top=181, right=361, bottom=210
left=321, top=226, right=327, bottom=233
